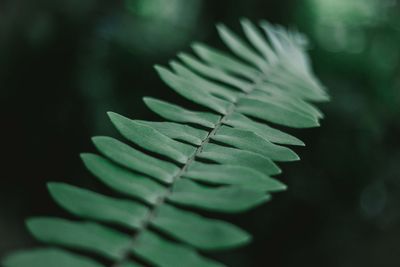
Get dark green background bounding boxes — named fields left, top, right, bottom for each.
left=1, top=0, right=400, bottom=266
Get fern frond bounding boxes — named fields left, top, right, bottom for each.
left=2, top=19, right=329, bottom=267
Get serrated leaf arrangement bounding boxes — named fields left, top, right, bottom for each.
left=2, top=18, right=329, bottom=267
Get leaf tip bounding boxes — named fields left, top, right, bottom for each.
left=107, top=112, right=131, bottom=131
left=191, top=42, right=205, bottom=54
left=297, top=140, right=306, bottom=147
left=154, top=64, right=167, bottom=74
left=239, top=17, right=250, bottom=25
left=46, top=182, right=62, bottom=193
left=90, top=136, right=99, bottom=144
left=79, top=152, right=91, bottom=161
left=106, top=111, right=118, bottom=120
left=278, top=183, right=288, bottom=191
left=293, top=153, right=301, bottom=161
left=91, top=136, right=108, bottom=147
left=215, top=22, right=226, bottom=31
left=169, top=60, right=179, bottom=69
left=25, top=217, right=38, bottom=233
left=177, top=51, right=189, bottom=61
left=241, top=231, right=253, bottom=245
left=263, top=178, right=288, bottom=193
left=142, top=96, right=153, bottom=104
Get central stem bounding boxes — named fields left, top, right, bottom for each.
left=113, top=77, right=261, bottom=267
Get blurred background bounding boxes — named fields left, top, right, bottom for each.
left=1, top=0, right=400, bottom=266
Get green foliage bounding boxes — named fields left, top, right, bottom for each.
left=2, top=19, right=329, bottom=267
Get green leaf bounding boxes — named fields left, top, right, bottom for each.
left=133, top=231, right=224, bottom=267
left=81, top=153, right=165, bottom=205
left=198, top=143, right=281, bottom=176
left=48, top=183, right=150, bottom=229
left=135, top=120, right=208, bottom=146
left=240, top=18, right=277, bottom=64
left=192, top=43, right=259, bottom=80
left=217, top=23, right=269, bottom=71
left=109, top=112, right=196, bottom=164
left=156, top=66, right=231, bottom=114
left=224, top=112, right=304, bottom=146
left=249, top=87, right=323, bottom=119
left=170, top=61, right=239, bottom=102
left=213, top=126, right=299, bottom=162
left=152, top=204, right=250, bottom=250
left=178, top=52, right=251, bottom=91
left=237, top=98, right=320, bottom=128
left=26, top=218, right=131, bottom=260
left=92, top=136, right=179, bottom=183
left=259, top=21, right=288, bottom=55
left=2, top=248, right=104, bottom=267
left=169, top=179, right=270, bottom=213
left=143, top=97, right=220, bottom=128
left=184, top=162, right=286, bottom=191
left=262, top=70, right=329, bottom=102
